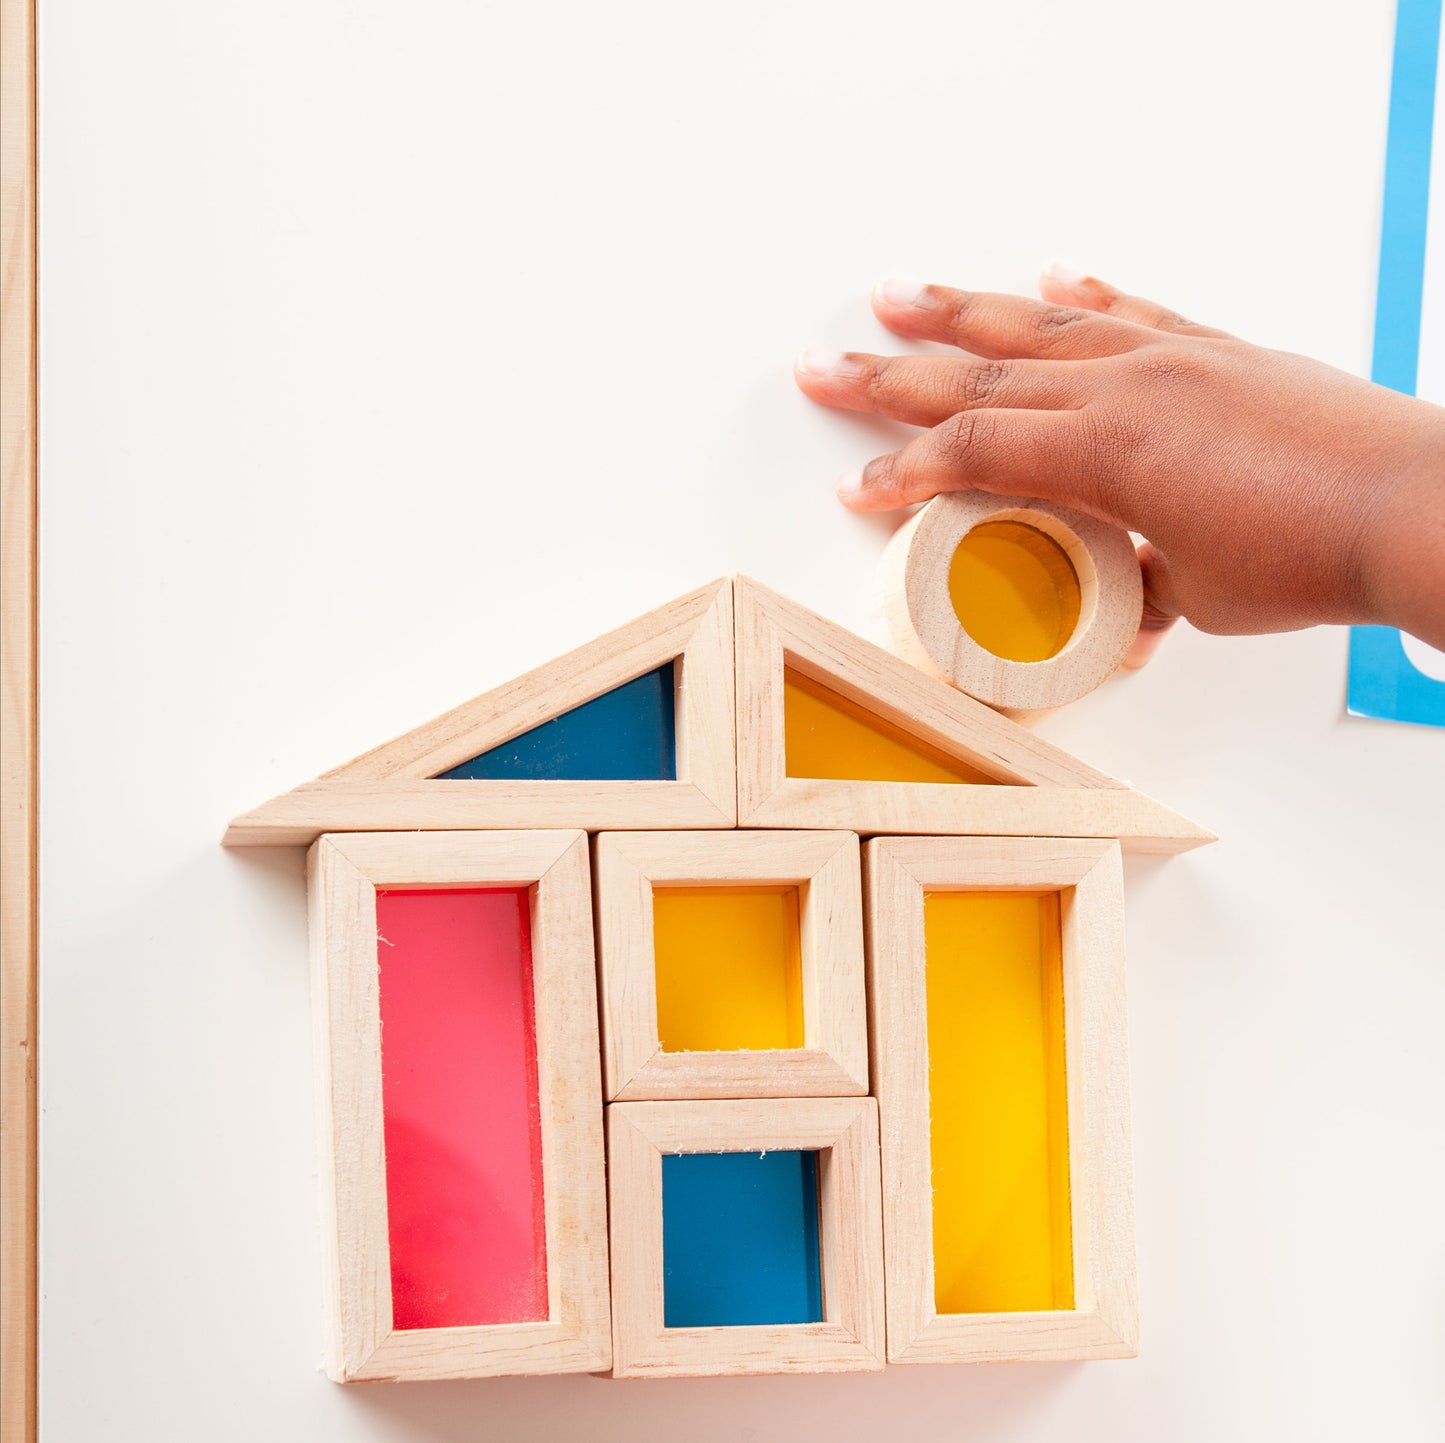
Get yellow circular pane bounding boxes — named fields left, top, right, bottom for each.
left=947, top=520, right=1082, bottom=663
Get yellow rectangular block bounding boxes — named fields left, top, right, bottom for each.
left=925, top=890, right=1073, bottom=1313
left=652, top=887, right=804, bottom=1053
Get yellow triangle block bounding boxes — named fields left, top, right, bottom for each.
left=734, top=577, right=1213, bottom=853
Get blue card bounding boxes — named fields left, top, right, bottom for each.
left=1347, top=0, right=1445, bottom=728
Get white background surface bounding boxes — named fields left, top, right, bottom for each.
left=38, top=3, right=1445, bottom=1439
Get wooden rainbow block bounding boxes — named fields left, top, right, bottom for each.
left=225, top=580, right=738, bottom=845
left=878, top=492, right=1143, bottom=719
left=227, top=576, right=1210, bottom=853
left=730, top=576, right=1204, bottom=849
left=594, top=829, right=867, bottom=1101
left=866, top=836, right=1137, bottom=1362
left=606, top=1098, right=885, bottom=1377
left=233, top=575, right=1212, bottom=1381
left=308, top=830, right=610, bottom=1381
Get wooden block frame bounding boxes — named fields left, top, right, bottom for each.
left=594, top=830, right=868, bottom=1100
left=226, top=579, right=737, bottom=846
left=734, top=575, right=1213, bottom=854
left=308, top=829, right=611, bottom=1381
left=606, top=1098, right=885, bottom=1377
left=877, top=492, right=1142, bottom=717
left=866, top=836, right=1137, bottom=1364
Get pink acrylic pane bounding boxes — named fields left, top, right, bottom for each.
left=375, top=887, right=548, bottom=1330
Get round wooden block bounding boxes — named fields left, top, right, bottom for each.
left=879, top=493, right=1142, bottom=718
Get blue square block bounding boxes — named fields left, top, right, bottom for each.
left=661, top=1150, right=823, bottom=1328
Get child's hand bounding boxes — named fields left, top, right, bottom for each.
left=795, top=269, right=1445, bottom=662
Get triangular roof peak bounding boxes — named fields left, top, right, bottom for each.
left=224, top=575, right=1212, bottom=852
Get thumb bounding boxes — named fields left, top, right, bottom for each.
left=1122, top=541, right=1181, bottom=669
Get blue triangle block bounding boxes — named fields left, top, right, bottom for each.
left=437, top=663, right=678, bottom=781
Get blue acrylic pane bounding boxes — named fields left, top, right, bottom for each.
left=438, top=664, right=677, bottom=781
left=662, top=1150, right=823, bottom=1328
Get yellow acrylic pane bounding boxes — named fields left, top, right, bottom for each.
left=948, top=520, right=1082, bottom=663
left=925, top=890, right=1073, bottom=1313
left=783, top=669, right=998, bottom=785
left=652, top=887, right=804, bottom=1052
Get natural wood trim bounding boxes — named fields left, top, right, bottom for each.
left=224, top=774, right=1208, bottom=854
left=743, top=779, right=1213, bottom=853
left=733, top=576, right=1213, bottom=853
left=223, top=778, right=733, bottom=848
left=1, top=0, right=37, bottom=1432
left=309, top=830, right=612, bottom=1381
left=323, top=827, right=596, bottom=885
left=606, top=1097, right=885, bottom=1377
left=594, top=830, right=868, bottom=1100
left=308, top=842, right=390, bottom=1379
left=608, top=1049, right=862, bottom=1102
left=227, top=579, right=737, bottom=847
left=865, top=837, right=1138, bottom=1364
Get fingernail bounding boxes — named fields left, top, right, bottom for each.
left=796, top=347, right=850, bottom=377
left=1044, top=261, right=1090, bottom=288
left=835, top=468, right=865, bottom=499
left=874, top=277, right=929, bottom=308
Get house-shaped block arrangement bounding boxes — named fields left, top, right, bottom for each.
left=228, top=576, right=1212, bottom=1382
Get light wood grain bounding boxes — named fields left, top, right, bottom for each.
left=0, top=0, right=37, bottom=1432
left=865, top=837, right=1138, bottom=1363
left=594, top=831, right=868, bottom=1100
left=309, top=830, right=611, bottom=1381
left=734, top=576, right=1212, bottom=852
left=606, top=1098, right=885, bottom=1377
left=308, top=841, right=391, bottom=1380
left=608, top=1049, right=865, bottom=1102
left=744, top=778, right=1213, bottom=852
left=224, top=778, right=733, bottom=848
left=878, top=493, right=1142, bottom=717
left=323, top=828, right=597, bottom=886
left=227, top=579, right=736, bottom=846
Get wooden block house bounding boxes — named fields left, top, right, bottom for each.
left=229, top=576, right=1212, bottom=1382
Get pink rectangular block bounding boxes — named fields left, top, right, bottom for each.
left=375, top=887, right=548, bottom=1330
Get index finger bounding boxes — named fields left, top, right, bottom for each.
left=872, top=279, right=1166, bottom=361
